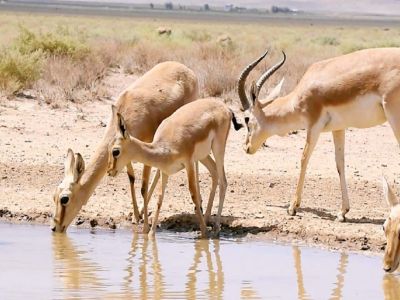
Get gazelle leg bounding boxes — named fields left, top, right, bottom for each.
left=194, top=161, right=203, bottom=214
left=212, top=140, right=227, bottom=235
left=139, top=165, right=152, bottom=218
left=200, top=155, right=218, bottom=225
left=140, top=168, right=159, bottom=218
left=332, top=130, right=350, bottom=222
left=383, top=94, right=400, bottom=145
left=142, top=169, right=160, bottom=234
left=149, top=173, right=168, bottom=236
left=288, top=127, right=321, bottom=216
left=186, top=161, right=208, bottom=238
left=147, top=170, right=161, bottom=206
left=126, top=163, right=140, bottom=223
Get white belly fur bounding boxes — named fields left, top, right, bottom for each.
left=322, top=93, right=386, bottom=132
left=193, top=130, right=215, bottom=161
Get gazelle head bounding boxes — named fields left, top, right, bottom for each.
left=51, top=149, right=85, bottom=233
left=382, top=177, right=400, bottom=273
left=107, top=105, right=131, bottom=177
left=237, top=50, right=286, bottom=154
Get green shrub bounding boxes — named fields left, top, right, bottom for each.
left=15, top=26, right=90, bottom=58
left=0, top=49, right=42, bottom=93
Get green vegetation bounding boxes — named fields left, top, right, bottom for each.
left=0, top=48, right=42, bottom=93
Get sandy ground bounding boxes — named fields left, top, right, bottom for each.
left=1, top=68, right=399, bottom=255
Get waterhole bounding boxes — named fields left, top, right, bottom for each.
left=0, top=223, right=398, bottom=299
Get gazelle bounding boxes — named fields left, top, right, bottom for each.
left=51, top=61, right=199, bottom=233
left=238, top=48, right=400, bottom=222
left=107, top=99, right=242, bottom=237
left=382, top=177, right=400, bottom=273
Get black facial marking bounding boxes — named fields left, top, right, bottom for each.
left=112, top=149, right=120, bottom=158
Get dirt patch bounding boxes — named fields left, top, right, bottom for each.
left=1, top=70, right=399, bottom=255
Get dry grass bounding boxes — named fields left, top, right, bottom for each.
left=1, top=12, right=400, bottom=105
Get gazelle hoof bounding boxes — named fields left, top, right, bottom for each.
left=199, top=230, right=210, bottom=239
left=287, top=207, right=297, bottom=216
left=336, top=213, right=346, bottom=223
left=133, top=214, right=142, bottom=223
left=142, top=225, right=150, bottom=234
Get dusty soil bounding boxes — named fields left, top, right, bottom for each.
left=1, top=68, right=399, bottom=255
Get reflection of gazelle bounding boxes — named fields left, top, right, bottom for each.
left=51, top=61, right=199, bottom=232
left=292, top=246, right=348, bottom=300
left=186, top=239, right=224, bottom=299
left=382, top=274, right=400, bottom=300
left=123, top=235, right=165, bottom=299
left=238, top=48, right=400, bottom=222
left=52, top=234, right=103, bottom=290
left=123, top=235, right=224, bottom=299
left=382, top=177, right=400, bottom=273
left=292, top=247, right=310, bottom=300
left=107, top=99, right=242, bottom=237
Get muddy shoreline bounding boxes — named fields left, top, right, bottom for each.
left=0, top=210, right=383, bottom=258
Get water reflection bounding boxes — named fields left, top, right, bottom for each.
left=293, top=246, right=349, bottom=300
left=52, top=233, right=104, bottom=293
left=293, top=246, right=311, bottom=300
left=122, top=235, right=166, bottom=299
left=52, top=233, right=225, bottom=299
left=186, top=239, right=224, bottom=299
left=329, top=252, right=348, bottom=300
left=383, top=274, right=400, bottom=300
left=49, top=230, right=400, bottom=300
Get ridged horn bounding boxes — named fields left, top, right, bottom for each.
left=256, top=51, right=286, bottom=94
left=237, top=49, right=269, bottom=111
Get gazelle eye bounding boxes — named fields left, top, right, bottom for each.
left=112, top=148, right=120, bottom=158
left=60, top=196, right=69, bottom=206
left=244, top=117, right=250, bottom=125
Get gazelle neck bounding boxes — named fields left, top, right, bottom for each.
left=263, top=94, right=307, bottom=136
left=78, top=130, right=114, bottom=204
left=126, top=137, right=170, bottom=171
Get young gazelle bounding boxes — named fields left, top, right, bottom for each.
left=107, top=99, right=242, bottom=237
left=51, top=61, right=199, bottom=233
left=382, top=177, right=400, bottom=273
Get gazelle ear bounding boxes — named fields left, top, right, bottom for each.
left=111, top=104, right=118, bottom=125
left=117, top=112, right=129, bottom=139
left=249, top=81, right=259, bottom=107
left=64, top=148, right=75, bottom=178
left=73, top=153, right=85, bottom=183
left=382, top=177, right=399, bottom=208
left=261, top=77, right=284, bottom=108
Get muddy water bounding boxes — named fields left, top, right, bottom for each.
left=0, top=223, right=399, bottom=300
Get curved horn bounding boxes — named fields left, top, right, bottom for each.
left=256, top=51, right=286, bottom=94
left=237, top=49, right=269, bottom=111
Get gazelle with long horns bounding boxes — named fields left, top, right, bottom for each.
left=238, top=48, right=400, bottom=222
left=51, top=61, right=199, bottom=233
left=107, top=99, right=242, bottom=237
